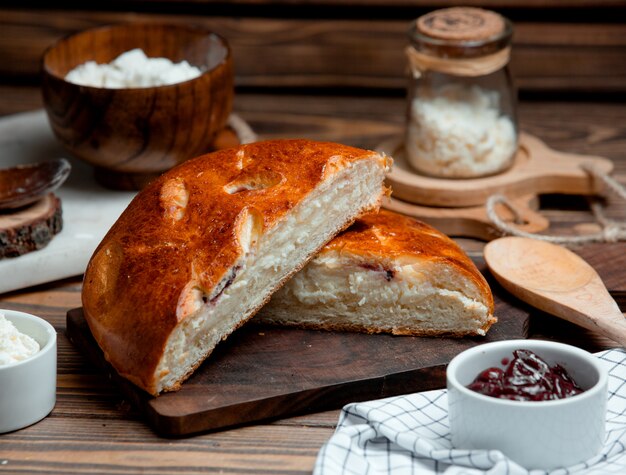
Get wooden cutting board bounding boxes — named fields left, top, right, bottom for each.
left=66, top=247, right=626, bottom=437
left=383, top=194, right=549, bottom=241
left=380, top=132, right=614, bottom=207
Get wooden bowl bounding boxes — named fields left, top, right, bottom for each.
left=42, top=23, right=234, bottom=190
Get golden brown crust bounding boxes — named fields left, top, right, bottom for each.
left=322, top=209, right=495, bottom=317
left=81, top=139, right=388, bottom=395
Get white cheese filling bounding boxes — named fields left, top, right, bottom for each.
left=260, top=252, right=492, bottom=336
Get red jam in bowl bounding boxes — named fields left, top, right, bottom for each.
left=467, top=349, right=584, bottom=401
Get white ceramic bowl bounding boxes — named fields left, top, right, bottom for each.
left=447, top=339, right=607, bottom=470
left=0, top=309, right=57, bottom=433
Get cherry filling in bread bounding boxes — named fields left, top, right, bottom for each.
left=203, top=265, right=242, bottom=306
left=359, top=263, right=396, bottom=282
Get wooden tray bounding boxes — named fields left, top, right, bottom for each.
left=381, top=132, right=614, bottom=207
left=383, top=194, right=549, bottom=241
left=66, top=246, right=626, bottom=437
left=67, top=259, right=531, bottom=437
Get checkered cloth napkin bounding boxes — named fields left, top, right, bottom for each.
left=314, top=348, right=626, bottom=475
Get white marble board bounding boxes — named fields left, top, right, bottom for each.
left=0, top=110, right=136, bottom=295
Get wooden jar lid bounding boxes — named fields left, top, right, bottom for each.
left=416, top=7, right=505, bottom=42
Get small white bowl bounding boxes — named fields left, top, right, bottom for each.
left=447, top=339, right=607, bottom=470
left=0, top=309, right=57, bottom=433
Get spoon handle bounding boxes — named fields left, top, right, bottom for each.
left=593, top=311, right=626, bottom=347
left=546, top=272, right=626, bottom=346
left=557, top=301, right=626, bottom=347
left=525, top=275, right=626, bottom=347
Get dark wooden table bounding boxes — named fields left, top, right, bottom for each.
left=1, top=2, right=626, bottom=473
left=1, top=88, right=624, bottom=475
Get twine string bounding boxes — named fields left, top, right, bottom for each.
left=405, top=45, right=511, bottom=79
left=581, top=163, right=626, bottom=201
left=486, top=164, right=626, bottom=245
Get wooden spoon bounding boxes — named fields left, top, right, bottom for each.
left=0, top=159, right=71, bottom=210
left=484, top=236, right=626, bottom=346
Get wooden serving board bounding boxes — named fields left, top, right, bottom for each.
left=381, top=132, right=614, bottom=208
left=66, top=248, right=626, bottom=437
left=383, top=194, right=549, bottom=241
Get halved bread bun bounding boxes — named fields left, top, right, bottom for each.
left=82, top=140, right=391, bottom=395
left=257, top=210, right=495, bottom=336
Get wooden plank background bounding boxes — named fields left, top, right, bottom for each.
left=1, top=2, right=625, bottom=93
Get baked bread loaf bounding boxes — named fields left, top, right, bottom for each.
left=82, top=139, right=391, bottom=395
left=257, top=210, right=495, bottom=336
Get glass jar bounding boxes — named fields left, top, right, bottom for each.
left=405, top=7, right=517, bottom=179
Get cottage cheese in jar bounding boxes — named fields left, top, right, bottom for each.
left=405, top=7, right=518, bottom=178
left=406, top=84, right=516, bottom=178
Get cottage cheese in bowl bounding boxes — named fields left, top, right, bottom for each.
left=65, top=48, right=203, bottom=88
left=0, top=309, right=57, bottom=433
left=0, top=312, right=40, bottom=366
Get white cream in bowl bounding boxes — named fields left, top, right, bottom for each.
left=0, top=312, right=40, bottom=366
left=0, top=310, right=57, bottom=433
